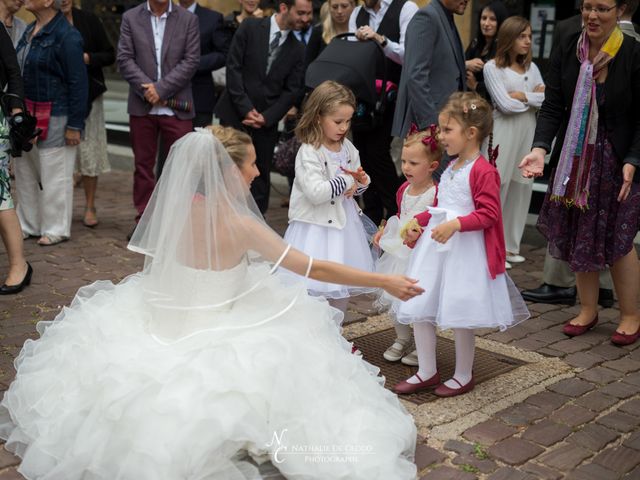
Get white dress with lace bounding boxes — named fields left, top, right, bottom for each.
left=395, top=161, right=529, bottom=330
left=375, top=185, right=436, bottom=310
left=0, top=260, right=417, bottom=480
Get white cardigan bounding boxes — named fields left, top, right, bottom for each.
left=288, top=139, right=369, bottom=229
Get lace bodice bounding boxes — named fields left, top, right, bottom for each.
left=437, top=160, right=476, bottom=216
left=399, top=186, right=436, bottom=224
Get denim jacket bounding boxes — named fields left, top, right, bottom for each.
left=17, top=11, right=87, bottom=131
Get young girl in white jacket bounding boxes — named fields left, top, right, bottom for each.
left=285, top=81, right=374, bottom=320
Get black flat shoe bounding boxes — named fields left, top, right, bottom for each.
left=0, top=263, right=33, bottom=295
left=521, top=283, right=577, bottom=305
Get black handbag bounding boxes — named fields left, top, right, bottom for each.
left=0, top=93, right=41, bottom=157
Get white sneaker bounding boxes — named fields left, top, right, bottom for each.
left=383, top=338, right=413, bottom=362
left=505, top=261, right=512, bottom=270
left=506, top=254, right=526, bottom=263
left=400, top=350, right=419, bottom=366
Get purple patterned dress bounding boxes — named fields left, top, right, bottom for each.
left=538, top=84, right=640, bottom=272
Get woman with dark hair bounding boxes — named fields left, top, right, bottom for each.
left=465, top=0, right=509, bottom=101
left=0, top=25, right=31, bottom=294
left=484, top=16, right=544, bottom=267
left=520, top=0, right=640, bottom=346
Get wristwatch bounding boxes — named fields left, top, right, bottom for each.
left=380, top=35, right=388, bottom=47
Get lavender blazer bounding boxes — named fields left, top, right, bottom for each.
left=116, top=3, right=200, bottom=120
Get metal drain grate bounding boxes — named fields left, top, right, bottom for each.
left=354, top=328, right=527, bottom=405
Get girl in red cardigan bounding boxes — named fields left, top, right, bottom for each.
left=393, top=92, right=529, bottom=398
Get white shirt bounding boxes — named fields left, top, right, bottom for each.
left=348, top=0, right=418, bottom=65
left=147, top=0, right=174, bottom=116
left=186, top=2, right=197, bottom=13
left=270, top=14, right=290, bottom=49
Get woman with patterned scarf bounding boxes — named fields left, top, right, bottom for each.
left=519, top=0, right=640, bottom=346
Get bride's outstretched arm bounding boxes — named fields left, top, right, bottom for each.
left=244, top=219, right=424, bottom=301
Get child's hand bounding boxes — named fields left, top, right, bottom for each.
left=344, top=183, right=357, bottom=198
left=383, top=275, right=424, bottom=301
left=403, top=228, right=422, bottom=249
left=341, top=167, right=368, bottom=185
left=431, top=219, right=461, bottom=244
left=373, top=229, right=383, bottom=247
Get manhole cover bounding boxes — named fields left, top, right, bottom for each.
left=355, top=328, right=527, bottom=405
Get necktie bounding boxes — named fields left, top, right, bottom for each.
left=267, top=31, right=281, bottom=74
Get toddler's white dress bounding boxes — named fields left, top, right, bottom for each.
left=396, top=160, right=529, bottom=330
left=376, top=185, right=436, bottom=311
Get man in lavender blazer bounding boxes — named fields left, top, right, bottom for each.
left=117, top=0, right=199, bottom=225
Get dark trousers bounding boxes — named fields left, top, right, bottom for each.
left=193, top=111, right=213, bottom=129
left=352, top=104, right=402, bottom=225
left=130, top=114, right=193, bottom=220
left=248, top=125, right=280, bottom=214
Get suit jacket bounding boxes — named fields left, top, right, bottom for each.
left=192, top=4, right=227, bottom=113
left=550, top=14, right=581, bottom=57
left=533, top=32, right=640, bottom=177
left=619, top=21, right=640, bottom=42
left=116, top=3, right=200, bottom=120
left=71, top=8, right=115, bottom=111
left=214, top=16, right=304, bottom=129
left=392, top=0, right=466, bottom=138
left=0, top=24, right=23, bottom=111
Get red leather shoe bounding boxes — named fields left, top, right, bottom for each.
left=434, top=377, right=475, bottom=397
left=611, top=327, right=640, bottom=346
left=393, top=372, right=440, bottom=395
left=562, top=315, right=598, bottom=337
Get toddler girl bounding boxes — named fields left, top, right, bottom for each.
left=393, top=92, right=529, bottom=397
left=285, top=81, right=374, bottom=318
left=374, top=125, right=441, bottom=366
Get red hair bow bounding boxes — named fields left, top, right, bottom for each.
left=407, top=123, right=440, bottom=152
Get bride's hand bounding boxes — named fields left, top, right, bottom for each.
left=383, top=276, right=424, bottom=301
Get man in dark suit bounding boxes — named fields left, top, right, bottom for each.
left=179, top=0, right=228, bottom=128
left=215, top=0, right=311, bottom=213
left=117, top=0, right=200, bottom=224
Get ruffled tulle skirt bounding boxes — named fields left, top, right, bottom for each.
left=0, top=269, right=417, bottom=480
left=284, top=199, right=376, bottom=299
left=395, top=208, right=530, bottom=330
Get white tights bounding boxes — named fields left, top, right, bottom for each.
left=407, top=323, right=475, bottom=388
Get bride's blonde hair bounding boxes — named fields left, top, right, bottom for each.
left=206, top=125, right=252, bottom=167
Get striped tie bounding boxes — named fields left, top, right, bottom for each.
left=266, top=31, right=282, bottom=74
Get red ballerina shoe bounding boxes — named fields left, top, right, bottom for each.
left=611, top=327, right=640, bottom=346
left=393, top=372, right=440, bottom=395
left=562, top=315, right=598, bottom=337
left=434, top=377, right=475, bottom=398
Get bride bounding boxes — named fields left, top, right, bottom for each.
left=0, top=127, right=423, bottom=480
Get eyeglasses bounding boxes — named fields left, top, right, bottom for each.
left=580, top=4, right=617, bottom=15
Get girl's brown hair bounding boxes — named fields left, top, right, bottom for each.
left=404, top=127, right=443, bottom=162
left=494, top=16, right=532, bottom=69
left=206, top=125, right=253, bottom=167
left=296, top=80, right=356, bottom=148
left=440, top=92, right=493, bottom=142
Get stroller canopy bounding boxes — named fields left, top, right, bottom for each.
left=305, top=34, right=385, bottom=106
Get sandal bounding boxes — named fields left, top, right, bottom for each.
left=83, top=207, right=99, bottom=228
left=37, top=235, right=68, bottom=246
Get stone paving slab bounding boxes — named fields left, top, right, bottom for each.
left=0, top=169, right=638, bottom=479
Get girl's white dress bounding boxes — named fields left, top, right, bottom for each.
left=376, top=185, right=436, bottom=310
left=0, top=261, right=417, bottom=480
left=396, top=160, right=529, bottom=330
left=285, top=144, right=375, bottom=299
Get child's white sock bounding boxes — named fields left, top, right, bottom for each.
left=406, top=322, right=437, bottom=384
left=394, top=321, right=412, bottom=341
left=444, top=328, right=475, bottom=388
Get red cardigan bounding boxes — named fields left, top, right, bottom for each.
left=457, top=156, right=506, bottom=279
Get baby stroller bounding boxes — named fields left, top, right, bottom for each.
left=305, top=33, right=392, bottom=132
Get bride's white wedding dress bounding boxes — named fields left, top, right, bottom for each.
left=0, top=260, right=417, bottom=480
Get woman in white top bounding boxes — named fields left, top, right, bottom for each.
left=484, top=16, right=544, bottom=266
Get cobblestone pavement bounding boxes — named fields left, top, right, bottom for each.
left=0, top=170, right=639, bottom=479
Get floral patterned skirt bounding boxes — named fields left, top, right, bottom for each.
left=537, top=128, right=640, bottom=272
left=0, top=109, right=14, bottom=211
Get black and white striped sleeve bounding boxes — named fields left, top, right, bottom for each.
left=329, top=176, right=349, bottom=198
